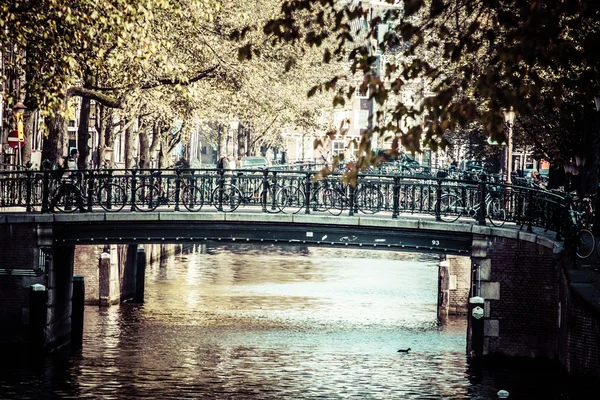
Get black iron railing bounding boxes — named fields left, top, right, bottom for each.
left=0, top=167, right=577, bottom=236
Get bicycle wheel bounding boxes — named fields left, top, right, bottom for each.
left=326, top=188, right=345, bottom=216
left=356, top=184, right=384, bottom=214
left=436, top=194, right=463, bottom=223
left=182, top=186, right=204, bottom=212
left=211, top=184, right=242, bottom=212
left=487, top=198, right=506, bottom=227
left=261, top=185, right=283, bottom=214
left=134, top=184, right=160, bottom=212
left=97, top=183, right=126, bottom=212
left=53, top=183, right=81, bottom=213
left=310, top=185, right=330, bottom=212
left=276, top=186, right=305, bottom=214
left=576, top=228, right=595, bottom=259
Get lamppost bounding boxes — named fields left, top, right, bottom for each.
left=504, top=109, right=515, bottom=184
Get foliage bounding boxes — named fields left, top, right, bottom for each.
left=244, top=0, right=600, bottom=167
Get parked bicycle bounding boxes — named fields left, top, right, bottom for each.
left=210, top=171, right=282, bottom=213
left=436, top=186, right=507, bottom=226
left=52, top=171, right=127, bottom=213
left=568, top=196, right=595, bottom=259
left=134, top=170, right=204, bottom=212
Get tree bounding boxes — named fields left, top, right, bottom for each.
left=243, top=0, right=600, bottom=172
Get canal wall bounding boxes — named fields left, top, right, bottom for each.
left=470, top=233, right=561, bottom=360
left=558, top=259, right=600, bottom=378
left=73, top=243, right=177, bottom=305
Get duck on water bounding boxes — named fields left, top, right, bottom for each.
left=397, top=348, right=411, bottom=353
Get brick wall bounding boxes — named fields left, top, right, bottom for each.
left=484, top=236, right=560, bottom=359
left=0, top=224, right=38, bottom=270
left=558, top=256, right=600, bottom=379
left=73, top=245, right=103, bottom=304
left=448, top=255, right=471, bottom=314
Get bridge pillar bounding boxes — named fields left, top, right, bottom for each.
left=46, top=245, right=75, bottom=349
left=29, top=283, right=48, bottom=351
left=121, top=244, right=139, bottom=301
left=99, top=250, right=120, bottom=306
left=468, top=235, right=498, bottom=359
left=438, top=255, right=471, bottom=320
left=134, top=248, right=146, bottom=303
left=437, top=258, right=450, bottom=321
left=71, top=275, right=85, bottom=349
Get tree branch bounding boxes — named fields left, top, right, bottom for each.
left=140, top=65, right=220, bottom=90
left=67, top=87, right=123, bottom=108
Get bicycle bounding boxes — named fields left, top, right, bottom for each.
left=134, top=170, right=204, bottom=212
left=436, top=187, right=506, bottom=226
left=274, top=177, right=334, bottom=214
left=321, top=179, right=384, bottom=216
left=570, top=206, right=595, bottom=259
left=52, top=171, right=127, bottom=212
left=210, top=171, right=282, bottom=213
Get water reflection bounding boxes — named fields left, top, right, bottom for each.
left=0, top=244, right=595, bottom=399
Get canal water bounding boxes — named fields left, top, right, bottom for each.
left=0, top=245, right=594, bottom=399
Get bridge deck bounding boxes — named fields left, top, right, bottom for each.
left=0, top=206, right=561, bottom=255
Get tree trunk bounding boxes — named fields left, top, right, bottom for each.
left=149, top=122, right=162, bottom=168
left=218, top=124, right=226, bottom=159
left=138, top=120, right=150, bottom=169
left=158, top=142, right=168, bottom=168
left=22, top=109, right=34, bottom=167
left=77, top=96, right=91, bottom=169
left=124, top=122, right=135, bottom=168
left=42, top=101, right=68, bottom=167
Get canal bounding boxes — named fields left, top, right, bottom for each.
left=0, top=244, right=593, bottom=399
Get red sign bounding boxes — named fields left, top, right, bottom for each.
left=7, top=130, right=25, bottom=149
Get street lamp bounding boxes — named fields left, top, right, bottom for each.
left=504, top=109, right=515, bottom=184
left=594, top=94, right=600, bottom=112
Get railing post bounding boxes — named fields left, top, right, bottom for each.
left=217, top=169, right=224, bottom=212
left=261, top=169, right=269, bottom=213
left=106, top=169, right=114, bottom=210
left=130, top=168, right=138, bottom=212
left=270, top=171, right=278, bottom=211
left=478, top=174, right=487, bottom=226
left=527, top=189, right=534, bottom=233
left=304, top=173, right=311, bottom=214
left=348, top=183, right=355, bottom=217
left=435, top=178, right=442, bottom=222
left=86, top=170, right=94, bottom=212
left=174, top=169, right=181, bottom=212
left=41, top=160, right=51, bottom=213
left=392, top=176, right=400, bottom=219
left=25, top=169, right=33, bottom=212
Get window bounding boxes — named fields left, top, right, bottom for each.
left=332, top=141, right=345, bottom=156
left=354, top=110, right=369, bottom=129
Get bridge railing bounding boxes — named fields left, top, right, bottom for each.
left=0, top=167, right=575, bottom=236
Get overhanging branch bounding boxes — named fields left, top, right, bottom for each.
left=140, top=65, right=220, bottom=90
left=67, top=87, right=123, bottom=108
